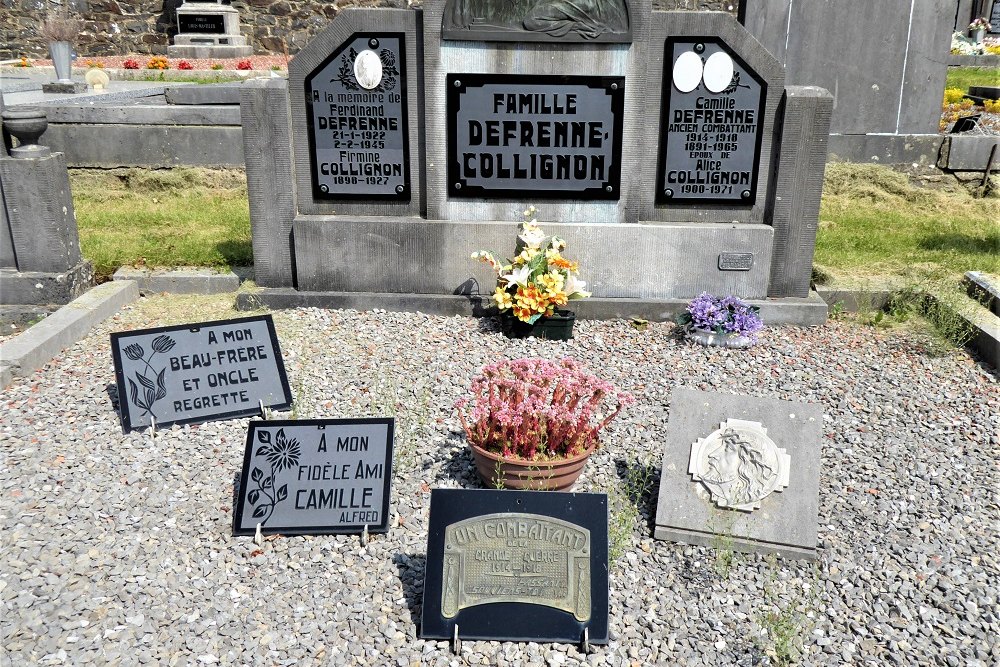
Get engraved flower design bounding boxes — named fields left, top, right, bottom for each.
left=123, top=343, right=144, bottom=361
left=247, top=428, right=299, bottom=524
left=266, top=429, right=302, bottom=473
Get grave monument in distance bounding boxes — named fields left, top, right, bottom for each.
left=168, top=0, right=252, bottom=59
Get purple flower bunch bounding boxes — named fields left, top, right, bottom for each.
left=456, top=358, right=634, bottom=461
left=680, top=292, right=764, bottom=340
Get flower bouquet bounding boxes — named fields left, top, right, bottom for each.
left=472, top=206, right=590, bottom=339
left=455, top=357, right=633, bottom=490
left=678, top=292, right=764, bottom=348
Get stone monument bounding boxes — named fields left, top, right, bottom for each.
left=0, top=108, right=93, bottom=326
left=237, top=2, right=833, bottom=321
left=653, top=387, right=823, bottom=559
left=168, top=0, right=252, bottom=59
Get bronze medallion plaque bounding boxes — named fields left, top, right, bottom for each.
left=421, top=489, right=608, bottom=644
left=442, top=513, right=591, bottom=620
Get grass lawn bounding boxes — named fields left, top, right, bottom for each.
left=945, top=66, right=1000, bottom=91
left=71, top=168, right=251, bottom=281
left=71, top=164, right=998, bottom=289
left=815, top=164, right=999, bottom=285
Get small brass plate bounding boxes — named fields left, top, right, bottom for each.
left=442, top=513, right=591, bottom=621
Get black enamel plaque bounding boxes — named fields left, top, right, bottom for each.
left=178, top=14, right=225, bottom=34
left=110, top=315, right=292, bottom=432
left=304, top=33, right=409, bottom=201
left=420, top=489, right=609, bottom=644
left=657, top=38, right=766, bottom=205
left=233, top=419, right=395, bottom=536
left=448, top=74, right=624, bottom=200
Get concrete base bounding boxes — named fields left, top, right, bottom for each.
left=0, top=280, right=138, bottom=386
left=112, top=266, right=240, bottom=295
left=938, top=135, right=1000, bottom=172
left=235, top=288, right=829, bottom=325
left=827, top=134, right=945, bottom=166
left=0, top=262, right=94, bottom=306
left=167, top=45, right=253, bottom=59
left=42, top=81, right=88, bottom=94
left=965, top=271, right=999, bottom=318
left=653, top=388, right=824, bottom=561
left=39, top=124, right=244, bottom=168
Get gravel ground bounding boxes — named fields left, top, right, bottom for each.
left=1, top=295, right=997, bottom=666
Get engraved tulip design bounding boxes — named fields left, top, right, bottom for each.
left=247, top=429, right=300, bottom=524
left=125, top=335, right=176, bottom=421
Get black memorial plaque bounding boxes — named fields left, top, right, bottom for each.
left=420, top=489, right=609, bottom=644
left=233, top=419, right=395, bottom=536
left=448, top=74, right=624, bottom=200
left=177, top=13, right=225, bottom=34
left=657, top=38, right=766, bottom=205
left=304, top=33, right=409, bottom=201
left=991, top=1, right=1000, bottom=34
left=111, top=315, right=292, bottom=432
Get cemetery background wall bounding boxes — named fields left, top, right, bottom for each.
left=0, top=0, right=739, bottom=60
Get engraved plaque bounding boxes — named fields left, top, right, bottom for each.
left=304, top=33, right=409, bottom=201
left=447, top=74, right=624, bottom=200
left=421, top=489, right=609, bottom=644
left=233, top=419, right=395, bottom=537
left=178, top=13, right=225, bottom=34
left=442, top=513, right=591, bottom=620
left=657, top=39, right=766, bottom=205
left=718, top=252, right=754, bottom=271
left=110, top=315, right=292, bottom=433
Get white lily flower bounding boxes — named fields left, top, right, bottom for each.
left=565, top=274, right=591, bottom=298
left=518, top=225, right=546, bottom=248
left=502, top=265, right=532, bottom=287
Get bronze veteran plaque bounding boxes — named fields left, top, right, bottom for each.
left=442, top=514, right=591, bottom=621
left=421, top=489, right=608, bottom=645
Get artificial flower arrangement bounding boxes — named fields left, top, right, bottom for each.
left=456, top=358, right=633, bottom=489
left=472, top=206, right=590, bottom=324
left=969, top=17, right=992, bottom=32
left=678, top=292, right=764, bottom=346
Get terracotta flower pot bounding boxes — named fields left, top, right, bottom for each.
left=469, top=441, right=595, bottom=491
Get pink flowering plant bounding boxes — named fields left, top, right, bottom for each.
left=455, top=358, right=634, bottom=461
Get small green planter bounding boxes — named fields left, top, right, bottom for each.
left=500, top=309, right=576, bottom=340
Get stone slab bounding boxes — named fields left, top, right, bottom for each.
left=0, top=304, right=55, bottom=329
left=969, top=86, right=1000, bottom=102
left=937, top=135, right=1000, bottom=171
left=42, top=82, right=88, bottom=94
left=827, top=134, right=945, bottom=166
left=165, top=84, right=244, bottom=106
left=166, top=45, right=253, bottom=59
left=235, top=288, right=828, bottom=325
left=653, top=387, right=823, bottom=560
left=0, top=280, right=138, bottom=385
left=0, top=263, right=94, bottom=305
left=948, top=54, right=1000, bottom=67
left=965, top=271, right=999, bottom=318
left=41, top=104, right=241, bottom=125
left=112, top=266, right=240, bottom=295
left=292, top=216, right=775, bottom=300
left=39, top=124, right=244, bottom=168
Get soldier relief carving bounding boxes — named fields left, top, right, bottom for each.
left=689, top=419, right=790, bottom=512
left=444, top=0, right=630, bottom=42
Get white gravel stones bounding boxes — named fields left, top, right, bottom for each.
left=1, top=299, right=997, bottom=665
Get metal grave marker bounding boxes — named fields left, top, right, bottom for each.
left=233, top=418, right=395, bottom=536
left=657, top=38, right=766, bottom=205
left=110, top=315, right=292, bottom=432
left=304, top=33, right=410, bottom=201
left=421, top=489, right=609, bottom=645
left=448, top=74, right=624, bottom=199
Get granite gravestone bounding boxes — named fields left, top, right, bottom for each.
left=241, top=5, right=832, bottom=311
left=178, top=12, right=226, bottom=34
left=110, top=315, right=292, bottom=432
left=991, top=1, right=1000, bottom=34
left=653, top=387, right=823, bottom=559
left=233, top=418, right=395, bottom=536
left=421, top=489, right=609, bottom=645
